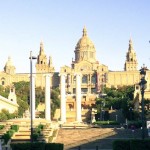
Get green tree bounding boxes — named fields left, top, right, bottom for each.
left=51, top=88, right=60, bottom=117
left=17, top=98, right=28, bottom=117
left=0, top=85, right=9, bottom=98
left=96, top=85, right=137, bottom=120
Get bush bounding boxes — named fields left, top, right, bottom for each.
left=2, top=129, right=16, bottom=144
left=7, top=129, right=15, bottom=137
left=2, top=133, right=11, bottom=144
left=38, top=124, right=44, bottom=130
left=0, top=125, right=4, bottom=130
left=11, top=125, right=19, bottom=132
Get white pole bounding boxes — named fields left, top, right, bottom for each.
left=76, top=73, right=82, bottom=122
left=45, top=74, right=51, bottom=121
left=60, top=74, right=66, bottom=122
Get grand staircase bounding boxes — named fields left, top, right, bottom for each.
left=0, top=119, right=54, bottom=144
left=11, top=120, right=53, bottom=143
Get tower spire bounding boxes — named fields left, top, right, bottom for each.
left=128, top=38, right=134, bottom=52
left=124, top=38, right=138, bottom=71
left=82, top=26, right=87, bottom=37
left=40, top=41, right=45, bottom=55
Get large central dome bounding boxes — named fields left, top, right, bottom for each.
left=74, top=27, right=96, bottom=63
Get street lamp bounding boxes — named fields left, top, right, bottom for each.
left=139, top=64, right=147, bottom=139
left=29, top=51, right=37, bottom=143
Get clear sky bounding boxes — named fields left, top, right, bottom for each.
left=0, top=0, right=150, bottom=73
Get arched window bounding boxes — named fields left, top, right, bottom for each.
left=82, top=75, right=88, bottom=83
left=91, top=75, right=96, bottom=84
left=1, top=77, right=5, bottom=85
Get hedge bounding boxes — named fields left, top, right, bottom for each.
left=127, top=121, right=142, bottom=129
left=11, top=143, right=45, bottom=150
left=10, top=143, right=64, bottom=150
left=113, top=139, right=150, bottom=150
left=45, top=143, right=64, bottom=150
left=94, top=121, right=119, bottom=125
left=113, top=140, right=130, bottom=150
left=130, top=139, right=150, bottom=150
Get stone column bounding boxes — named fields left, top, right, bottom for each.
left=75, top=73, right=82, bottom=122
left=45, top=74, right=51, bottom=121
left=30, top=75, right=36, bottom=119
left=60, top=74, right=66, bottom=122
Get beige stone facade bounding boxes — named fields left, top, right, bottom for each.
left=0, top=27, right=150, bottom=121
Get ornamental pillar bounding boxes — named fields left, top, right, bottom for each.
left=30, top=75, right=36, bottom=119
left=45, top=74, right=51, bottom=121
left=75, top=73, right=82, bottom=122
left=60, top=74, right=66, bottom=122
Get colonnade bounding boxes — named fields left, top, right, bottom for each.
left=30, top=73, right=82, bottom=122
left=60, top=73, right=82, bottom=123
left=30, top=74, right=51, bottom=121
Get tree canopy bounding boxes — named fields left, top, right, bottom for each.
left=96, top=85, right=137, bottom=120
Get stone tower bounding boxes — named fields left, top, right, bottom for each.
left=8, top=85, right=17, bottom=104
left=4, top=57, right=16, bottom=74
left=36, top=42, right=55, bottom=73
left=124, top=39, right=138, bottom=71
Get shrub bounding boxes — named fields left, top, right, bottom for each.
left=7, top=129, right=15, bottom=137
left=0, top=125, right=4, bottom=130
left=2, top=129, right=16, bottom=144
left=2, top=133, right=11, bottom=144
left=11, top=125, right=19, bottom=132
left=38, top=124, right=44, bottom=130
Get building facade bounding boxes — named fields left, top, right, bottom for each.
left=0, top=27, right=150, bottom=121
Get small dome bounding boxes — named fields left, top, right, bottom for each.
left=75, top=27, right=95, bottom=51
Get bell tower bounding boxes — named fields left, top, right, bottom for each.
left=124, top=39, right=138, bottom=71
left=36, top=41, right=55, bottom=73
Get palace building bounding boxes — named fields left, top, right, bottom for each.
left=0, top=27, right=150, bottom=122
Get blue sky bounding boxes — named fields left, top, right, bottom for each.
left=0, top=0, right=150, bottom=73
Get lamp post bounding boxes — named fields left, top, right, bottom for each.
left=139, top=64, right=147, bottom=139
left=29, top=51, right=37, bottom=143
